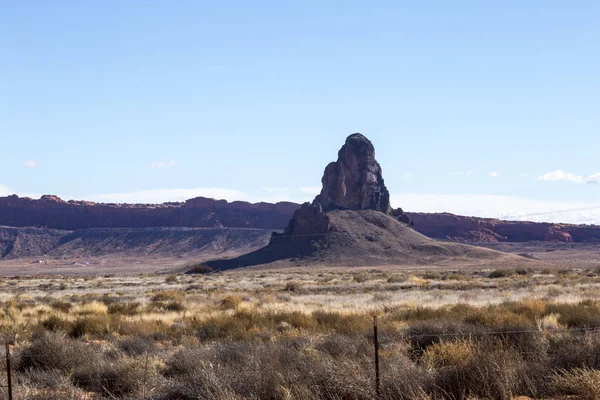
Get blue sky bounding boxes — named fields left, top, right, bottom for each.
left=1, top=1, right=599, bottom=223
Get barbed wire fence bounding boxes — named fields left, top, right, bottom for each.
left=3, top=321, right=600, bottom=399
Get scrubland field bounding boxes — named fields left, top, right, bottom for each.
left=3, top=265, right=600, bottom=399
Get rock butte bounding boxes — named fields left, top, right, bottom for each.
left=205, top=133, right=513, bottom=270
left=275, top=133, right=411, bottom=239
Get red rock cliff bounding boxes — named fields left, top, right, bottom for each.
left=0, top=194, right=299, bottom=230
left=406, top=212, right=600, bottom=243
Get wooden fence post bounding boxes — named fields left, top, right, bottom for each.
left=373, top=315, right=380, bottom=398
left=5, top=343, right=12, bottom=400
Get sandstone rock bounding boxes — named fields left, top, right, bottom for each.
left=317, top=133, right=391, bottom=213
left=406, top=212, right=599, bottom=243
left=545, top=227, right=573, bottom=242
left=0, top=195, right=298, bottom=230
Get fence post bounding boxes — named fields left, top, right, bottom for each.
left=373, top=315, right=380, bottom=398
left=142, top=351, right=149, bottom=398
left=5, top=343, right=12, bottom=400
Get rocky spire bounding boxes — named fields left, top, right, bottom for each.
left=316, top=133, right=391, bottom=213
left=275, top=133, right=409, bottom=239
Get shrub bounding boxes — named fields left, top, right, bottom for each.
left=220, top=295, right=243, bottom=310
left=313, top=311, right=370, bottom=334
left=117, top=336, right=156, bottom=356
left=17, top=331, right=100, bottom=373
left=552, top=368, right=600, bottom=400
left=107, top=301, right=141, bottom=315
left=50, top=301, right=72, bottom=313
left=16, top=370, right=91, bottom=400
left=423, top=340, right=472, bottom=369
left=316, top=334, right=371, bottom=358
left=353, top=272, right=370, bottom=283
left=547, top=331, right=600, bottom=370
left=41, top=315, right=72, bottom=332
left=387, top=274, right=407, bottom=283
left=489, top=269, right=516, bottom=279
left=546, top=301, right=600, bottom=328
left=69, top=315, right=110, bottom=338
left=431, top=339, right=542, bottom=400
left=72, top=357, right=153, bottom=397
left=75, top=301, right=108, bottom=315
left=164, top=301, right=187, bottom=312
left=405, top=320, right=480, bottom=352
left=165, top=275, right=179, bottom=284
left=151, top=291, right=184, bottom=303
left=283, top=281, right=302, bottom=292
left=186, top=264, right=214, bottom=274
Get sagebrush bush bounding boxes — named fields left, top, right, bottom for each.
left=50, top=300, right=72, bottom=313
left=552, top=368, right=600, bottom=400
left=422, top=339, right=472, bottom=369
left=283, top=281, right=302, bottom=292
left=387, top=274, right=407, bottom=283
left=17, top=331, right=100, bottom=373
left=220, top=295, right=243, bottom=310
left=117, top=336, right=156, bottom=356
left=69, top=315, right=110, bottom=338
left=186, top=264, right=214, bottom=274
left=108, top=301, right=141, bottom=315
left=489, top=268, right=516, bottom=278
left=41, top=315, right=71, bottom=332
left=72, top=357, right=154, bottom=397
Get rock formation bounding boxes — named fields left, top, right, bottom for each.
left=274, top=133, right=410, bottom=241
left=317, top=133, right=391, bottom=213
left=1, top=133, right=599, bottom=247
left=0, top=194, right=298, bottom=230
left=406, top=213, right=600, bottom=243
left=205, top=134, right=512, bottom=270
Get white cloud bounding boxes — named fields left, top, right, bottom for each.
left=489, top=172, right=500, bottom=178
left=0, top=184, right=12, bottom=196
left=538, top=170, right=585, bottom=184
left=24, top=160, right=38, bottom=168
left=587, top=173, right=600, bottom=184
left=453, top=170, right=472, bottom=176
left=537, top=170, right=600, bottom=184
left=518, top=173, right=530, bottom=178
left=0, top=184, right=40, bottom=199
left=391, top=193, right=600, bottom=224
left=148, top=160, right=177, bottom=168
left=76, top=186, right=319, bottom=204
left=298, top=186, right=321, bottom=195
left=83, top=188, right=250, bottom=204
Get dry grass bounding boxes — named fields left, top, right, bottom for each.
left=1, top=266, right=600, bottom=398
left=552, top=368, right=600, bottom=400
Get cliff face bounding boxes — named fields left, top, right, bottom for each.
left=406, top=212, right=600, bottom=243
left=3, top=196, right=600, bottom=243
left=317, top=133, right=391, bottom=213
left=0, top=194, right=298, bottom=230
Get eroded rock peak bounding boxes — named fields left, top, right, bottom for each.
left=316, top=133, right=391, bottom=213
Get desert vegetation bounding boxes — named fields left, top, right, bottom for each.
left=2, top=266, right=600, bottom=399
